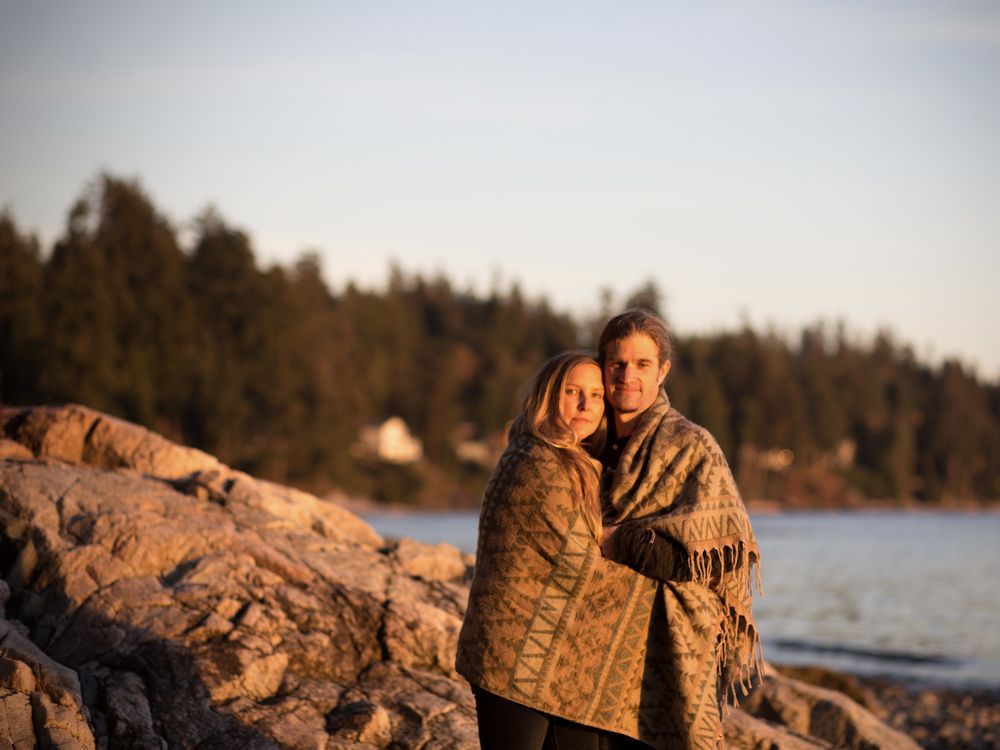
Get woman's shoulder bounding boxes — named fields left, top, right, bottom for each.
left=490, top=432, right=582, bottom=486
left=484, top=434, right=575, bottom=505
left=501, top=432, right=565, bottom=469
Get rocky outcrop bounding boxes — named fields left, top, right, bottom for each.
left=739, top=666, right=921, bottom=750
left=0, top=404, right=921, bottom=749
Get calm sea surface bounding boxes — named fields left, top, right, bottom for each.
left=363, top=510, right=1000, bottom=687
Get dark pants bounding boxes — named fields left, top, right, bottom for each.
left=472, top=686, right=649, bottom=750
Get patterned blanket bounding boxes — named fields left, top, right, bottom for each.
left=603, top=393, right=762, bottom=747
left=456, top=413, right=760, bottom=749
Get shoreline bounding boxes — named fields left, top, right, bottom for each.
left=332, top=492, right=1000, bottom=516
left=743, top=497, right=1000, bottom=515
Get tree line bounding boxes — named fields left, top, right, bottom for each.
left=2, top=175, right=997, bottom=505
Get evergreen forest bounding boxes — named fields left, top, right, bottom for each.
left=2, top=175, right=997, bottom=506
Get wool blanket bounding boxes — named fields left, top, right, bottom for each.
left=603, top=393, right=763, bottom=748
left=456, top=396, right=761, bottom=749
left=456, top=433, right=659, bottom=742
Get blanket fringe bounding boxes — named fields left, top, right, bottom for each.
left=692, top=539, right=764, bottom=711
left=686, top=540, right=762, bottom=596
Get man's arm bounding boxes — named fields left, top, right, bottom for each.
left=601, top=522, right=691, bottom=581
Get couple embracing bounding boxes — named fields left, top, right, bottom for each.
left=456, top=309, right=762, bottom=750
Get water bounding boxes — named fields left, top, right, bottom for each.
left=363, top=508, right=1000, bottom=687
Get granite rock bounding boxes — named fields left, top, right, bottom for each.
left=740, top=666, right=922, bottom=750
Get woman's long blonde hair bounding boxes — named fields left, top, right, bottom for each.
left=508, top=351, right=606, bottom=540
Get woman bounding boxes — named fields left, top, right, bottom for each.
left=456, top=351, right=635, bottom=748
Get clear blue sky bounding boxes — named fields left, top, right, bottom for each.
left=2, top=1, right=998, bottom=377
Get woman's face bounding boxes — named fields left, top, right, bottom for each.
left=559, top=362, right=605, bottom=440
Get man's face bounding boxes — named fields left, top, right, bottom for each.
left=603, top=333, right=670, bottom=417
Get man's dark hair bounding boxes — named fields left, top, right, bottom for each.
left=598, top=308, right=673, bottom=367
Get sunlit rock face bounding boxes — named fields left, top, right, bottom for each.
left=0, top=405, right=917, bottom=749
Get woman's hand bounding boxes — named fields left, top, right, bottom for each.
left=600, top=524, right=619, bottom=556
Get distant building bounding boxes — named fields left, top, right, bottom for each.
left=356, top=417, right=423, bottom=464
left=833, top=439, right=856, bottom=468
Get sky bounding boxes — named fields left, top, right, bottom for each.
left=2, top=1, right=998, bottom=378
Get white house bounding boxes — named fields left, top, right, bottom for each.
left=357, top=417, right=423, bottom=464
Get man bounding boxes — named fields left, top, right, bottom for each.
left=598, top=309, right=673, bottom=489
left=596, top=309, right=761, bottom=750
